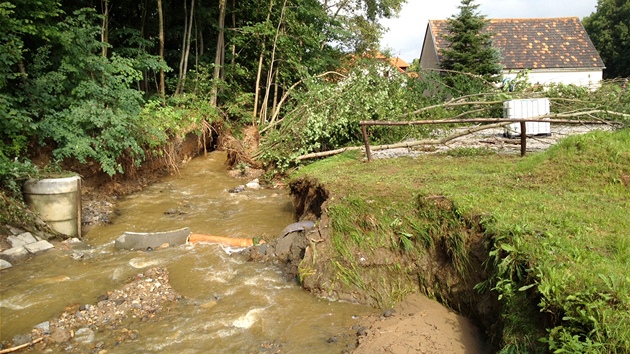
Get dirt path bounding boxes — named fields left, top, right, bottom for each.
left=354, top=293, right=489, bottom=354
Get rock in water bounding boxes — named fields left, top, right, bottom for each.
left=0, top=259, right=12, bottom=270
left=382, top=308, right=396, bottom=317
left=246, top=179, right=261, bottom=190
left=74, top=328, right=95, bottom=344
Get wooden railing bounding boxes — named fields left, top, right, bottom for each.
left=359, top=118, right=612, bottom=161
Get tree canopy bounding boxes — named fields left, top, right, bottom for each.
left=583, top=0, right=630, bottom=79
left=0, top=0, right=405, bottom=175
left=440, top=0, right=502, bottom=83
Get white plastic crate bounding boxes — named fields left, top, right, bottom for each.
left=504, top=98, right=551, bottom=137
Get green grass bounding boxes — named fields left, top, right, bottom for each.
left=292, top=129, right=630, bottom=352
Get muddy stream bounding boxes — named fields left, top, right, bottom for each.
left=1, top=151, right=375, bottom=352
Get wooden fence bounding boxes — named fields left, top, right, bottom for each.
left=359, top=118, right=612, bottom=162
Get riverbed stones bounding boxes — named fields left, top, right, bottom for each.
left=74, top=327, right=95, bottom=344
left=34, top=321, right=50, bottom=333
left=50, top=328, right=72, bottom=343
left=1, top=267, right=179, bottom=353
left=11, top=334, right=32, bottom=346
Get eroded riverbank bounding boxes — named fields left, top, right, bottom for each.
left=1, top=150, right=490, bottom=354
left=1, top=152, right=373, bottom=353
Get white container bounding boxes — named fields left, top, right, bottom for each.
left=23, top=176, right=82, bottom=237
left=504, top=98, right=551, bottom=137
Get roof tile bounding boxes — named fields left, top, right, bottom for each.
left=429, top=17, right=605, bottom=70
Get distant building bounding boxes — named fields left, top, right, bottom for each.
left=373, top=52, right=411, bottom=73
left=419, top=17, right=605, bottom=89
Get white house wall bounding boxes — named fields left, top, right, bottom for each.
left=503, top=69, right=603, bottom=89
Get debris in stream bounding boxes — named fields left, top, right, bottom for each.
left=114, top=227, right=190, bottom=250
left=0, top=267, right=180, bottom=353
left=228, top=184, right=246, bottom=193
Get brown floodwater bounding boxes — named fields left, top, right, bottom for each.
left=0, top=151, right=374, bottom=352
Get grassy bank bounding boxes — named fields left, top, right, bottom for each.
left=291, top=129, right=630, bottom=353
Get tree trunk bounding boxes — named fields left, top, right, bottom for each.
left=230, top=0, right=236, bottom=68
left=271, top=67, right=279, bottom=115
left=176, top=0, right=195, bottom=95
left=253, top=0, right=274, bottom=124
left=140, top=0, right=148, bottom=94
left=181, top=0, right=195, bottom=93
left=194, top=18, right=200, bottom=94
left=210, top=0, right=227, bottom=106
left=101, top=0, right=109, bottom=57
left=157, top=0, right=165, bottom=99
left=260, top=0, right=287, bottom=125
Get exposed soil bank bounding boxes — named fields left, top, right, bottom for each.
left=256, top=176, right=505, bottom=352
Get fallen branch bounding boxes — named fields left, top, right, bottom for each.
left=0, top=338, right=44, bottom=354
left=297, top=122, right=512, bottom=160
left=297, top=146, right=361, bottom=160
left=360, top=113, right=620, bottom=126
left=261, top=71, right=348, bottom=134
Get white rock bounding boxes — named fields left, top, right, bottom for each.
left=0, top=259, right=12, bottom=270
left=246, top=179, right=261, bottom=190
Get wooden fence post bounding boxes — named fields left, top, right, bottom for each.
left=520, top=121, right=527, bottom=157
left=361, top=124, right=373, bottom=162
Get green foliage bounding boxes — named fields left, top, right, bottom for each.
left=0, top=154, right=38, bottom=198
left=258, top=61, right=447, bottom=170
left=583, top=0, right=630, bottom=79
left=296, top=129, right=630, bottom=352
left=441, top=0, right=503, bottom=84
left=26, top=9, right=144, bottom=175
left=0, top=0, right=63, bottom=158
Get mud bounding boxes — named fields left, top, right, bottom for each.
left=354, top=294, right=490, bottom=353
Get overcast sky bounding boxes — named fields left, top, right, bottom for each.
left=380, top=0, right=599, bottom=63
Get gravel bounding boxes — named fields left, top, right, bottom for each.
left=3, top=267, right=180, bottom=353
left=369, top=124, right=613, bottom=160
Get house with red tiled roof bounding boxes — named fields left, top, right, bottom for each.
left=419, top=17, right=605, bottom=89
left=374, top=52, right=411, bottom=73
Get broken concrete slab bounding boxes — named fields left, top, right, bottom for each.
left=6, top=225, right=26, bottom=235
left=7, top=232, right=37, bottom=248
left=114, top=227, right=190, bottom=250
left=24, top=240, right=55, bottom=253
left=1, top=246, right=29, bottom=259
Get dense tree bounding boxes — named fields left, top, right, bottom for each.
left=583, top=0, right=630, bottom=79
left=440, top=0, right=502, bottom=83
left=0, top=0, right=407, bottom=178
